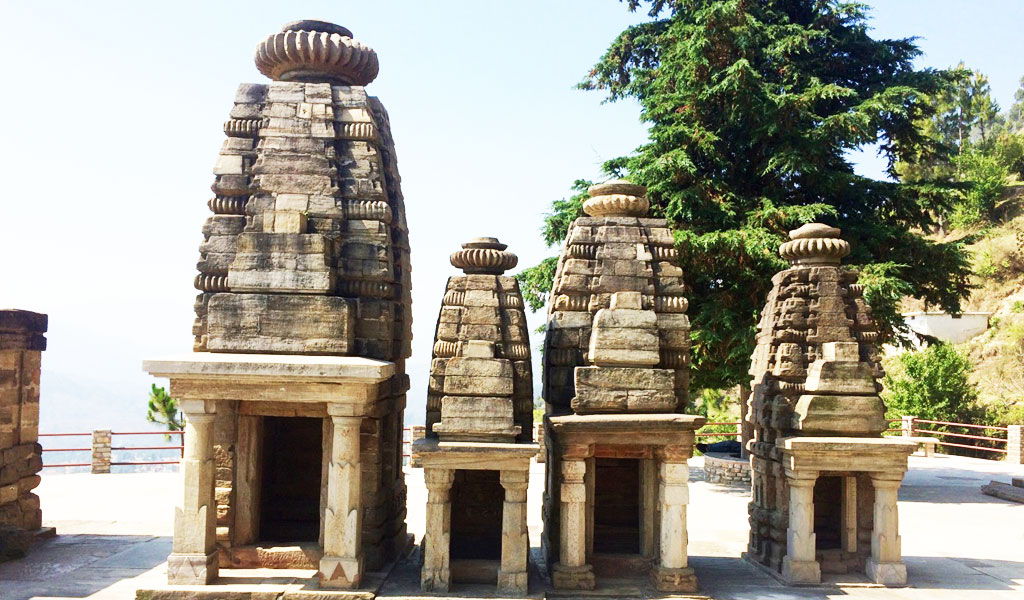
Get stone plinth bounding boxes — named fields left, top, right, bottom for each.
left=545, top=414, right=705, bottom=593
left=413, top=439, right=538, bottom=594
left=703, top=452, right=751, bottom=486
left=0, top=309, right=47, bottom=561
left=142, top=353, right=403, bottom=590
left=776, top=437, right=916, bottom=585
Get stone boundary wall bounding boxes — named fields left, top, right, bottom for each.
left=703, top=452, right=750, bottom=486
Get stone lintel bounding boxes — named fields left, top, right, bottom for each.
left=412, top=438, right=537, bottom=471
left=779, top=436, right=916, bottom=474
left=144, top=353, right=394, bottom=412
left=548, top=413, right=705, bottom=452
left=144, top=352, right=394, bottom=382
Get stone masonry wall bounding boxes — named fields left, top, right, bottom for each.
left=0, top=310, right=47, bottom=559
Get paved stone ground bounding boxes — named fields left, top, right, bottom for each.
left=0, top=455, right=1021, bottom=599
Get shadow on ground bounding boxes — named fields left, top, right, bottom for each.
left=0, top=534, right=169, bottom=600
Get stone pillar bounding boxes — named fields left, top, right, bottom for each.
left=91, top=429, right=112, bottom=474
left=168, top=400, right=218, bottom=584
left=866, top=473, right=907, bottom=585
left=0, top=310, right=46, bottom=559
left=1007, top=425, right=1023, bottom=465
left=552, top=457, right=594, bottom=590
left=410, top=425, right=425, bottom=468
left=651, top=459, right=697, bottom=592
left=498, top=470, right=529, bottom=593
left=320, top=412, right=363, bottom=589
left=421, top=468, right=454, bottom=592
left=781, top=471, right=820, bottom=584
left=535, top=423, right=546, bottom=463
left=901, top=415, right=916, bottom=438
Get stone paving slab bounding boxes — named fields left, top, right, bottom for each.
left=0, top=456, right=1021, bottom=599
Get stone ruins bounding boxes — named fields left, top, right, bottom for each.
left=743, top=223, right=916, bottom=585
left=0, top=310, right=47, bottom=561
left=541, top=181, right=705, bottom=593
left=143, top=19, right=411, bottom=590
left=121, top=18, right=925, bottom=599
left=413, top=238, right=538, bottom=594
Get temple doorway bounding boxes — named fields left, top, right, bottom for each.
left=449, top=469, right=503, bottom=582
left=593, top=457, right=641, bottom=554
left=258, top=416, right=323, bottom=542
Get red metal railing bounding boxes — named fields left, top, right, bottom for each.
left=38, top=432, right=91, bottom=467
left=40, top=430, right=185, bottom=469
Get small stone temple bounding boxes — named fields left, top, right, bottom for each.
left=413, top=238, right=538, bottom=594
left=0, top=310, right=47, bottom=560
left=744, top=223, right=916, bottom=585
left=541, top=181, right=705, bottom=593
left=144, top=20, right=411, bottom=590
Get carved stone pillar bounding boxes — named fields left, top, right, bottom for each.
left=781, top=470, right=820, bottom=584
left=168, top=400, right=218, bottom=584
left=498, top=470, right=530, bottom=593
left=651, top=458, right=697, bottom=592
left=552, top=454, right=594, bottom=590
left=866, top=473, right=907, bottom=585
left=421, top=468, right=455, bottom=592
left=319, top=412, right=363, bottom=589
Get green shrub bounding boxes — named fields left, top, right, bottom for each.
left=882, top=343, right=981, bottom=422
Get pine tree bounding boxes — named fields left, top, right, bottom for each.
left=146, top=384, right=183, bottom=439
left=519, top=0, right=972, bottom=391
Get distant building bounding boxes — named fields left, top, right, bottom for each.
left=903, top=311, right=992, bottom=346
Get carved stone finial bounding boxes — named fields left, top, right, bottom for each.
left=450, top=237, right=518, bottom=275
left=584, top=179, right=650, bottom=217
left=255, top=20, right=379, bottom=85
left=779, top=223, right=851, bottom=266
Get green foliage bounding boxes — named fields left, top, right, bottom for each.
left=691, top=388, right=740, bottom=445
left=146, top=384, right=183, bottom=438
left=1011, top=300, right=1024, bottom=314
left=521, top=0, right=972, bottom=391
left=516, top=256, right=559, bottom=312
left=949, top=148, right=1009, bottom=228
left=882, top=344, right=982, bottom=423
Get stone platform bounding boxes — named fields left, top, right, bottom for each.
left=1, top=456, right=1023, bottom=599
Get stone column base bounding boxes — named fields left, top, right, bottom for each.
left=421, top=567, right=450, bottom=593
left=497, top=569, right=528, bottom=594
left=551, top=563, right=595, bottom=590
left=866, top=558, right=907, bottom=586
left=781, top=556, right=821, bottom=584
left=651, top=565, right=698, bottom=592
left=319, top=555, right=362, bottom=589
left=167, top=551, right=218, bottom=585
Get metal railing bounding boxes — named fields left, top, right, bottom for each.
left=885, top=416, right=1011, bottom=456
left=40, top=430, right=184, bottom=471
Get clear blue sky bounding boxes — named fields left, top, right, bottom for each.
left=1, top=1, right=1021, bottom=431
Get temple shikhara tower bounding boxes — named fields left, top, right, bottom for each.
left=143, top=20, right=411, bottom=591
left=413, top=238, right=538, bottom=594
left=541, top=181, right=705, bottom=593
left=744, top=223, right=916, bottom=585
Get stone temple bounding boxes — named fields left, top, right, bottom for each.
left=143, top=20, right=411, bottom=590
left=413, top=238, right=538, bottom=594
left=541, top=181, right=706, bottom=593
left=743, top=223, right=916, bottom=585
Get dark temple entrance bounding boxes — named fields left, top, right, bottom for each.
left=450, top=469, right=503, bottom=563
left=593, top=457, right=641, bottom=554
left=259, top=416, right=323, bottom=542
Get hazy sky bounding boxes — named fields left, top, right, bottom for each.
left=2, top=1, right=1022, bottom=432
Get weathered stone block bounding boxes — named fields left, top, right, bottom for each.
left=206, top=293, right=354, bottom=354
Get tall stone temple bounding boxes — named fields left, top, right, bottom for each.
left=542, top=181, right=706, bottom=593
left=743, top=223, right=916, bottom=585
left=143, top=20, right=411, bottom=590
left=413, top=238, right=538, bottom=594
